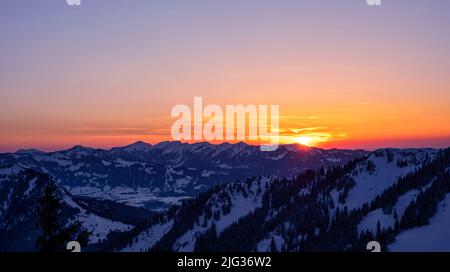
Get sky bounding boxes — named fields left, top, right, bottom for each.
left=0, top=0, right=449, bottom=152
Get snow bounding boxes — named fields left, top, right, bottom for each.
left=332, top=149, right=439, bottom=241
left=159, top=141, right=186, bottom=156
left=218, top=163, right=232, bottom=169
left=73, top=171, right=107, bottom=180
left=173, top=177, right=192, bottom=193
left=143, top=166, right=155, bottom=175
left=166, top=166, right=184, bottom=176
left=63, top=146, right=93, bottom=158
left=68, top=186, right=189, bottom=209
left=344, top=158, right=413, bottom=210
left=62, top=193, right=82, bottom=209
left=101, top=160, right=112, bottom=166
left=358, top=208, right=395, bottom=234
left=74, top=213, right=131, bottom=244
left=336, top=149, right=436, bottom=211
left=215, top=193, right=262, bottom=234
left=24, top=177, right=37, bottom=196
left=201, top=170, right=215, bottom=177
left=357, top=187, right=425, bottom=234
left=326, top=158, right=341, bottom=163
left=171, top=178, right=270, bottom=251
left=114, top=159, right=136, bottom=167
left=389, top=194, right=450, bottom=252
left=268, top=152, right=287, bottom=160
left=394, top=189, right=421, bottom=216
left=257, top=235, right=284, bottom=252
left=33, top=154, right=72, bottom=166
left=62, top=192, right=132, bottom=244
left=173, top=227, right=199, bottom=252
left=120, top=220, right=173, bottom=252
left=194, top=184, right=207, bottom=190
left=1, top=188, right=14, bottom=214
left=68, top=163, right=84, bottom=171
left=0, top=165, right=24, bottom=176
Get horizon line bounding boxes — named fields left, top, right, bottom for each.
left=2, top=140, right=449, bottom=154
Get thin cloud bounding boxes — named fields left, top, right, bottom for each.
left=63, top=127, right=151, bottom=136
left=288, top=127, right=327, bottom=134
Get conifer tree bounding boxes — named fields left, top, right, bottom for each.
left=36, top=181, right=91, bottom=252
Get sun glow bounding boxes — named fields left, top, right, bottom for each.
left=295, top=136, right=312, bottom=146
left=288, top=131, right=336, bottom=147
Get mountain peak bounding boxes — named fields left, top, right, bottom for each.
left=62, top=145, right=95, bottom=157
left=154, top=141, right=183, bottom=148
left=123, top=141, right=152, bottom=152
left=234, top=141, right=249, bottom=147
left=69, top=145, right=91, bottom=151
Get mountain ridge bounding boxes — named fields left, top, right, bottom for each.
left=106, top=147, right=447, bottom=252
left=0, top=146, right=448, bottom=251
left=0, top=141, right=368, bottom=211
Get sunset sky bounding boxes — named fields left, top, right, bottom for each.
left=1, top=0, right=449, bottom=152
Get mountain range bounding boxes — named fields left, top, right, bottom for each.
left=0, top=141, right=366, bottom=211
left=1, top=141, right=449, bottom=252
left=101, top=148, right=449, bottom=252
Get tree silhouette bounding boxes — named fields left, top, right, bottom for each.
left=36, top=181, right=91, bottom=252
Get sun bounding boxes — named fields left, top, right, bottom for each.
left=295, top=136, right=312, bottom=146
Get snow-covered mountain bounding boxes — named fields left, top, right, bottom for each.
left=109, top=148, right=450, bottom=252
left=1, top=146, right=448, bottom=252
left=0, top=164, right=153, bottom=251
left=0, top=141, right=366, bottom=211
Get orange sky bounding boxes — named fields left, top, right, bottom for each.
left=0, top=1, right=449, bottom=152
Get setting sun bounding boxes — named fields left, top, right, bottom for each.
left=295, top=137, right=312, bottom=147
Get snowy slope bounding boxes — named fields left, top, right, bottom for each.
left=0, top=165, right=134, bottom=250
left=120, top=220, right=173, bottom=252
left=252, top=148, right=444, bottom=252
left=357, top=188, right=421, bottom=234
left=333, top=149, right=437, bottom=210
left=3, top=146, right=447, bottom=252
left=119, top=177, right=271, bottom=252
left=62, top=194, right=132, bottom=244
left=173, top=178, right=270, bottom=251
left=114, top=148, right=447, bottom=252
left=389, top=194, right=450, bottom=252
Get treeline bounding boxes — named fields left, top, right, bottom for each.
left=151, top=177, right=261, bottom=251
left=193, top=157, right=365, bottom=252
left=103, top=148, right=449, bottom=252
left=193, top=149, right=449, bottom=252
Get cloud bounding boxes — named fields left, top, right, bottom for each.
left=148, top=128, right=172, bottom=136
left=63, top=127, right=151, bottom=136
left=288, top=127, right=327, bottom=134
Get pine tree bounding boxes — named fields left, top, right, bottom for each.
left=376, top=220, right=381, bottom=239
left=36, top=181, right=64, bottom=252
left=393, top=209, right=398, bottom=220
left=36, top=181, right=91, bottom=252
left=270, top=236, right=278, bottom=252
